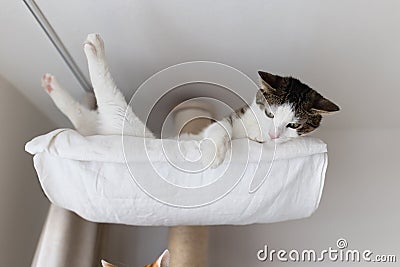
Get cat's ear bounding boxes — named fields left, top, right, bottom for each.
left=311, top=94, right=340, bottom=114
left=101, top=259, right=118, bottom=267
left=155, top=249, right=170, bottom=267
left=258, top=71, right=284, bottom=93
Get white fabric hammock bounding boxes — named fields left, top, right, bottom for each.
left=26, top=129, right=328, bottom=226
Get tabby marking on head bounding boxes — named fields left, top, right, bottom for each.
left=198, top=70, right=340, bottom=168
left=256, top=70, right=339, bottom=136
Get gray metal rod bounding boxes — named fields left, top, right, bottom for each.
left=23, top=0, right=93, bottom=92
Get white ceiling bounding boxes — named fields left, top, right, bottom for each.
left=1, top=0, right=399, bottom=133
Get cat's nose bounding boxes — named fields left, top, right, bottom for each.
left=269, top=132, right=280, bottom=139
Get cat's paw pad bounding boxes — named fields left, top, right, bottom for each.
left=41, top=73, right=55, bottom=93
left=83, top=33, right=105, bottom=58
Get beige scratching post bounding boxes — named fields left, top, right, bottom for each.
left=168, top=226, right=208, bottom=267
left=168, top=102, right=212, bottom=267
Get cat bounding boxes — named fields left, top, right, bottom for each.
left=101, top=249, right=169, bottom=267
left=42, top=33, right=339, bottom=168
left=195, top=70, right=340, bottom=167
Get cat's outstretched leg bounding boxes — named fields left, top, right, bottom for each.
left=83, top=33, right=153, bottom=137
left=41, top=73, right=97, bottom=135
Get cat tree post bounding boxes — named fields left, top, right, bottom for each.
left=168, top=102, right=212, bottom=267
left=31, top=205, right=99, bottom=267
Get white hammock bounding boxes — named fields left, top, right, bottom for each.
left=26, top=129, right=328, bottom=226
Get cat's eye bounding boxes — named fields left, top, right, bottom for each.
left=287, top=123, right=301, bottom=129
left=265, top=110, right=274, bottom=118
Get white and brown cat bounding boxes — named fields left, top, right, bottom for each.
left=42, top=33, right=339, bottom=168
left=101, top=249, right=169, bottom=267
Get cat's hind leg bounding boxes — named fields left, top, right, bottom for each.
left=41, top=73, right=98, bottom=135
left=83, top=33, right=152, bottom=137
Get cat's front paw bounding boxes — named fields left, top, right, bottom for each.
left=41, top=73, right=57, bottom=94
left=200, top=138, right=229, bottom=169
left=83, top=33, right=105, bottom=59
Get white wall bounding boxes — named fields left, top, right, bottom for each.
left=0, top=75, right=55, bottom=266
left=209, top=128, right=400, bottom=266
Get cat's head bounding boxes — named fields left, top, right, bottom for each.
left=256, top=71, right=339, bottom=142
left=101, top=249, right=169, bottom=267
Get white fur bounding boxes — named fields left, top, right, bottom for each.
left=101, top=250, right=169, bottom=267
left=41, top=73, right=97, bottom=136
left=156, top=249, right=170, bottom=267
left=266, top=103, right=299, bottom=141
left=43, top=33, right=299, bottom=169
left=42, top=34, right=153, bottom=138
left=197, top=100, right=299, bottom=168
